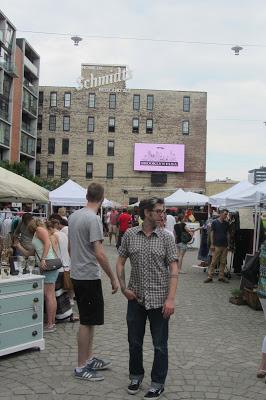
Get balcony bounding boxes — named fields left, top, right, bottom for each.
left=24, top=56, right=38, bottom=77
left=0, top=121, right=10, bottom=147
left=21, top=121, right=36, bottom=136
left=0, top=60, right=18, bottom=77
left=23, top=101, right=37, bottom=117
left=20, top=133, right=36, bottom=157
left=23, top=78, right=38, bottom=96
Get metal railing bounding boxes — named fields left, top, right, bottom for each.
left=0, top=60, right=18, bottom=77
left=22, top=101, right=37, bottom=116
left=23, top=79, right=38, bottom=96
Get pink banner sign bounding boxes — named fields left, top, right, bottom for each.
left=134, top=143, right=185, bottom=172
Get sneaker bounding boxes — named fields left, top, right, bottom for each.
left=218, top=278, right=229, bottom=283
left=87, top=356, right=112, bottom=371
left=144, top=387, right=164, bottom=399
left=204, top=277, right=213, bottom=283
left=44, top=325, right=56, bottom=333
left=127, top=379, right=142, bottom=395
left=74, top=366, right=104, bottom=381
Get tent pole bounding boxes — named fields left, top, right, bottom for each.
left=252, top=205, right=257, bottom=255
left=256, top=201, right=261, bottom=252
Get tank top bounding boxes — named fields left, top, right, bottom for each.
left=32, top=234, right=55, bottom=266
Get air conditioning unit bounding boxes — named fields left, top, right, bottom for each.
left=151, top=173, right=167, bottom=186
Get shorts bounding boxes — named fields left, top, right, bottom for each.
left=42, top=269, right=59, bottom=284
left=108, top=224, right=117, bottom=234
left=72, top=279, right=104, bottom=325
left=176, top=242, right=187, bottom=253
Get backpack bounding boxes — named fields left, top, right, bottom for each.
left=181, top=231, right=192, bottom=244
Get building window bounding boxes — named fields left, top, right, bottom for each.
left=49, top=115, right=56, bottom=131
left=182, top=120, right=189, bottom=135
left=107, top=140, right=114, bottom=156
left=37, top=138, right=42, bottom=154
left=86, top=163, right=93, bottom=179
left=106, top=163, right=114, bottom=179
left=61, top=162, right=68, bottom=178
left=48, top=138, right=55, bottom=155
left=37, top=115, right=42, bottom=130
left=133, top=94, right=140, bottom=111
left=63, top=115, right=70, bottom=131
left=87, top=117, right=95, bottom=133
left=50, top=92, right=57, bottom=107
left=108, top=117, right=115, bottom=132
left=132, top=118, right=139, bottom=133
left=38, top=91, right=43, bottom=106
left=47, top=161, right=54, bottom=177
left=64, top=92, right=71, bottom=107
left=88, top=93, right=96, bottom=108
left=183, top=96, right=190, bottom=112
left=147, top=95, right=154, bottom=111
left=87, top=139, right=94, bottom=155
left=62, top=138, right=69, bottom=154
left=146, top=118, right=153, bottom=134
left=36, top=161, right=41, bottom=176
left=109, top=93, right=116, bottom=109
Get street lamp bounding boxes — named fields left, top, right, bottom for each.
left=231, top=45, right=243, bottom=55
left=71, top=36, right=83, bottom=46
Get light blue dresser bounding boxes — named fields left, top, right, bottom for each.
left=0, top=274, right=45, bottom=356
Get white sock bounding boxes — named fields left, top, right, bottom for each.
left=75, top=365, right=86, bottom=372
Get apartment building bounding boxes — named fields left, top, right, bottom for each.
left=0, top=10, right=39, bottom=174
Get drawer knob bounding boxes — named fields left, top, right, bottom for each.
left=33, top=297, right=39, bottom=303
left=32, top=282, right=38, bottom=289
left=32, top=330, right=38, bottom=337
left=32, top=313, right=38, bottom=320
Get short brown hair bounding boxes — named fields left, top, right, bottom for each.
left=86, top=183, right=104, bottom=203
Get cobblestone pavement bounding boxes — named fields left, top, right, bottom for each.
left=1, top=242, right=266, bottom=400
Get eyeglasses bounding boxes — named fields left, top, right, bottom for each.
left=152, top=209, right=165, bottom=214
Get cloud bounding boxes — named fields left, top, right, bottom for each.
left=2, top=0, right=266, bottom=181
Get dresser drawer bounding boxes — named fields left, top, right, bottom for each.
left=0, top=279, right=43, bottom=295
left=0, top=308, right=43, bottom=332
left=0, top=292, right=43, bottom=314
left=0, top=324, right=43, bottom=350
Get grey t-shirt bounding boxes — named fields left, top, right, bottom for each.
left=68, top=207, right=103, bottom=280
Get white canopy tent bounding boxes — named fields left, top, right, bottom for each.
left=209, top=181, right=254, bottom=207
left=213, top=181, right=266, bottom=209
left=164, top=189, right=209, bottom=206
left=49, top=179, right=86, bottom=207
left=0, top=167, right=49, bottom=203
left=102, top=198, right=121, bottom=208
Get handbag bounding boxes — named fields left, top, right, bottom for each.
left=181, top=231, right=192, bottom=244
left=62, top=270, right=73, bottom=290
left=35, top=239, right=62, bottom=271
left=241, top=252, right=260, bottom=285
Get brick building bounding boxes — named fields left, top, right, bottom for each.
left=37, top=64, right=207, bottom=203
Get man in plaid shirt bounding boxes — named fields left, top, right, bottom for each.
left=116, top=198, right=179, bottom=400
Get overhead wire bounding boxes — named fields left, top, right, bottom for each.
left=15, top=29, right=266, bottom=48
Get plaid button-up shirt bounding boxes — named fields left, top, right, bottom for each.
left=118, top=225, right=177, bottom=310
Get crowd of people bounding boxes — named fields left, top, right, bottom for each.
left=1, top=187, right=266, bottom=397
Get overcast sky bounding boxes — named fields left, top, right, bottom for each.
left=2, top=0, right=266, bottom=181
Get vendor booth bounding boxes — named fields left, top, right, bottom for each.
left=164, top=189, right=209, bottom=249
left=0, top=167, right=49, bottom=203
left=0, top=168, right=47, bottom=357
left=209, top=180, right=254, bottom=207
left=49, top=179, right=86, bottom=207
left=164, top=189, right=209, bottom=207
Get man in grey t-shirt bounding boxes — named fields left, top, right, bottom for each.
left=69, top=183, right=119, bottom=382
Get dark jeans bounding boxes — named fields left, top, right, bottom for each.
left=126, top=299, right=169, bottom=386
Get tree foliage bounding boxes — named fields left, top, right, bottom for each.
left=0, top=161, right=66, bottom=191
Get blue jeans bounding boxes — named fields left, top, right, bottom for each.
left=126, top=299, right=169, bottom=387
